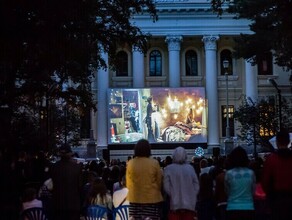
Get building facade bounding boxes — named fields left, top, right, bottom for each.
left=90, top=0, right=292, bottom=156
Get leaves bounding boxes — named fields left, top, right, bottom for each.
left=234, top=96, right=291, bottom=152
left=0, top=0, right=157, bottom=151
left=211, top=0, right=292, bottom=70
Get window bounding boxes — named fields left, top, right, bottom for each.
left=257, top=52, right=273, bottom=75
left=259, top=103, right=276, bottom=136
left=185, top=50, right=198, bottom=76
left=220, top=49, right=233, bottom=75
left=221, top=105, right=235, bottom=137
left=116, top=51, right=128, bottom=77
left=149, top=50, right=162, bottom=76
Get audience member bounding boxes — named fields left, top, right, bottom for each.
left=113, top=175, right=128, bottom=208
left=106, top=165, right=120, bottom=195
left=196, top=173, right=215, bottom=220
left=81, top=171, right=97, bottom=215
left=85, top=178, right=112, bottom=209
left=126, top=139, right=163, bottom=220
left=261, top=130, right=292, bottom=220
left=38, top=175, right=53, bottom=219
left=225, top=146, right=256, bottom=220
left=163, top=146, right=199, bottom=220
left=51, top=144, right=83, bottom=220
left=113, top=165, right=126, bottom=193
left=113, top=175, right=129, bottom=220
left=164, top=155, right=172, bottom=168
left=22, top=187, right=42, bottom=211
left=214, top=157, right=228, bottom=220
left=199, top=158, right=211, bottom=176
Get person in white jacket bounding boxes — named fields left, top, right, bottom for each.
left=163, top=146, right=200, bottom=220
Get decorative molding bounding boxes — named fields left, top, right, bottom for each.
left=202, top=35, right=219, bottom=50
left=111, top=76, right=133, bottom=81
left=218, top=75, right=239, bottom=81
left=146, top=76, right=167, bottom=81
left=181, top=76, right=203, bottom=81
left=165, top=35, right=183, bottom=51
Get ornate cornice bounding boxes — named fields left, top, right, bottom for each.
left=155, top=0, right=202, bottom=2
left=165, top=35, right=183, bottom=51
left=202, top=35, right=219, bottom=50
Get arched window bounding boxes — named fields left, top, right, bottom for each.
left=149, top=50, right=162, bottom=76
left=185, top=50, right=198, bottom=76
left=116, top=51, right=128, bottom=77
left=220, top=49, right=233, bottom=75
left=257, top=52, right=273, bottom=75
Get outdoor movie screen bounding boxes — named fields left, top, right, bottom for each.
left=108, top=87, right=207, bottom=144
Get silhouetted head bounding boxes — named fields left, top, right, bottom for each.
left=134, top=139, right=151, bottom=157
left=276, top=130, right=290, bottom=149
left=228, top=146, right=249, bottom=168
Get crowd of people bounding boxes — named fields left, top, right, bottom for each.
left=0, top=130, right=291, bottom=220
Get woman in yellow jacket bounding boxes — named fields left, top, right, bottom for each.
left=126, top=139, right=163, bottom=220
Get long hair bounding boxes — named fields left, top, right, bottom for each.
left=86, top=178, right=108, bottom=205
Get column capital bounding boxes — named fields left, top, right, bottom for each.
left=202, top=35, right=219, bottom=50
left=165, top=35, right=183, bottom=51
left=132, top=45, right=142, bottom=53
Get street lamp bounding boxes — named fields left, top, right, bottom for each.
left=223, top=59, right=234, bottom=154
left=268, top=78, right=282, bottom=130
left=223, top=60, right=231, bottom=138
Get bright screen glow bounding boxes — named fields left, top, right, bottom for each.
left=108, top=87, right=207, bottom=144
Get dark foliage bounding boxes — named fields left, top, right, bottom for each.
left=211, top=0, right=292, bottom=71
left=0, top=0, right=157, bottom=152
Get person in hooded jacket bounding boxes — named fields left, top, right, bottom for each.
left=163, top=146, right=200, bottom=220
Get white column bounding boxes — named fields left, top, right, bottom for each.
left=245, top=60, right=258, bottom=102
left=165, top=35, right=182, bottom=88
left=132, top=47, right=145, bottom=88
left=97, top=50, right=109, bottom=148
left=202, top=35, right=220, bottom=149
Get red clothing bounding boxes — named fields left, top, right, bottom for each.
left=254, top=183, right=266, bottom=200
left=261, top=150, right=292, bottom=195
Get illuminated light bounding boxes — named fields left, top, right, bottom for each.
left=168, top=96, right=181, bottom=113
left=185, top=98, right=192, bottom=105
left=174, top=114, right=178, bottom=119
left=195, top=147, right=204, bottom=157
left=197, top=98, right=203, bottom=105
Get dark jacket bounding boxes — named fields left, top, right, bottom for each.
left=51, top=157, right=83, bottom=211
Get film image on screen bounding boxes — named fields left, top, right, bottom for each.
left=108, top=87, right=207, bottom=144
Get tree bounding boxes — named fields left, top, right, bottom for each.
left=211, top=0, right=292, bottom=71
left=234, top=96, right=292, bottom=156
left=0, top=0, right=157, bottom=152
